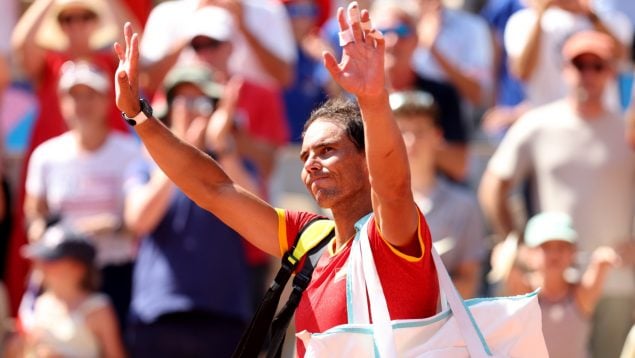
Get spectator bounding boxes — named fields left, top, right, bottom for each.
left=23, top=61, right=140, bottom=328
left=412, top=0, right=495, bottom=106
left=508, top=212, right=621, bottom=358
left=505, top=0, right=632, bottom=107
left=372, top=0, right=469, bottom=181
left=11, top=0, right=136, bottom=140
left=139, top=0, right=296, bottom=92
left=125, top=65, right=256, bottom=357
left=6, top=226, right=125, bottom=358
left=281, top=0, right=337, bottom=143
left=480, top=31, right=635, bottom=358
left=182, top=7, right=289, bottom=298
left=6, top=0, right=138, bottom=312
left=391, top=90, right=487, bottom=298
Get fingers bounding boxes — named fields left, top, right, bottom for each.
left=129, top=33, right=140, bottom=95
left=322, top=50, right=340, bottom=78
left=336, top=7, right=348, bottom=32
left=124, top=22, right=132, bottom=59
left=348, top=2, right=363, bottom=43
left=360, top=9, right=372, bottom=38
left=114, top=42, right=124, bottom=62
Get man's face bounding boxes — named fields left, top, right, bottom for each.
left=373, top=11, right=417, bottom=70
left=59, top=84, right=108, bottom=129
left=169, top=83, right=213, bottom=125
left=300, top=119, right=369, bottom=209
left=191, top=35, right=232, bottom=74
left=563, top=53, right=614, bottom=102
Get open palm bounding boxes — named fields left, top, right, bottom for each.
left=323, top=4, right=385, bottom=99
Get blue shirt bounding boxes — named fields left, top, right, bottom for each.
left=481, top=0, right=526, bottom=106
left=126, top=156, right=252, bottom=323
left=283, top=46, right=329, bottom=143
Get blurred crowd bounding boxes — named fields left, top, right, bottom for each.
left=0, top=0, right=634, bottom=357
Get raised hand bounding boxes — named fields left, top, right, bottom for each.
left=113, top=22, right=141, bottom=117
left=323, top=2, right=386, bottom=99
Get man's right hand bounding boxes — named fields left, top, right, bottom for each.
left=114, top=22, right=141, bottom=117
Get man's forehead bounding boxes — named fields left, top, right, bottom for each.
left=301, top=120, right=347, bottom=149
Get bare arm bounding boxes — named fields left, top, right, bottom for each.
left=217, top=0, right=293, bottom=86
left=24, top=194, right=50, bottom=241
left=324, top=5, right=418, bottom=253
left=478, top=170, right=515, bottom=237
left=114, top=24, right=280, bottom=256
left=139, top=40, right=188, bottom=94
left=626, top=94, right=635, bottom=149
left=429, top=46, right=483, bottom=105
left=124, top=168, right=175, bottom=237
left=576, top=246, right=619, bottom=315
left=11, top=0, right=55, bottom=82
left=509, top=6, right=547, bottom=81
left=87, top=305, right=126, bottom=358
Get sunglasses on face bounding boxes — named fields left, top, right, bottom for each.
left=571, top=59, right=608, bottom=73
left=190, top=38, right=225, bottom=52
left=58, top=11, right=97, bottom=26
left=377, top=23, right=413, bottom=38
left=285, top=4, right=319, bottom=18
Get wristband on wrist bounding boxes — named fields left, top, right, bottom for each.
left=122, top=98, right=153, bottom=126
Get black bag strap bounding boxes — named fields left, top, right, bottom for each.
left=232, top=217, right=335, bottom=358
left=266, top=233, right=331, bottom=358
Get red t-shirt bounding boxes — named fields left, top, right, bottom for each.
left=276, top=209, right=439, bottom=357
left=236, top=81, right=289, bottom=147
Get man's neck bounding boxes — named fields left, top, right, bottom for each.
left=330, top=195, right=373, bottom=251
left=74, top=126, right=109, bottom=152
left=411, top=168, right=437, bottom=196
left=569, top=97, right=607, bottom=119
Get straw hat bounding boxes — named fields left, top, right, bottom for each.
left=35, top=0, right=119, bottom=51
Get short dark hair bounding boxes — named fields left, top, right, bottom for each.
left=303, top=97, right=365, bottom=151
left=389, top=91, right=441, bottom=128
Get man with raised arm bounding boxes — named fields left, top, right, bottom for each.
left=113, top=2, right=439, bottom=356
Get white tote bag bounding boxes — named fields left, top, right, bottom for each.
left=297, top=216, right=549, bottom=357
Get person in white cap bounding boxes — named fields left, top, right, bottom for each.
left=507, top=212, right=620, bottom=358
left=24, top=60, right=140, bottom=329
left=480, top=30, right=635, bottom=358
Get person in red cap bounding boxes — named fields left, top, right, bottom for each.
left=480, top=30, right=635, bottom=358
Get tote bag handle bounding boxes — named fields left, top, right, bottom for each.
left=352, top=217, right=492, bottom=357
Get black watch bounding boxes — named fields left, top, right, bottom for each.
left=121, top=98, right=153, bottom=126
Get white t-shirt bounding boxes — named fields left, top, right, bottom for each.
left=412, top=8, right=494, bottom=101
left=140, top=0, right=296, bottom=87
left=488, top=99, right=635, bottom=295
left=504, top=7, right=632, bottom=107
left=26, top=132, right=140, bottom=265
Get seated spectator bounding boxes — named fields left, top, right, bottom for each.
left=505, top=0, right=632, bottom=107
left=11, top=0, right=137, bottom=141
left=125, top=65, right=256, bottom=358
left=140, top=0, right=296, bottom=92
left=507, top=212, right=620, bottom=358
left=372, top=0, right=469, bottom=181
left=7, top=226, right=125, bottom=358
left=391, top=90, right=487, bottom=298
left=23, top=61, right=140, bottom=327
left=412, top=0, right=494, bottom=107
